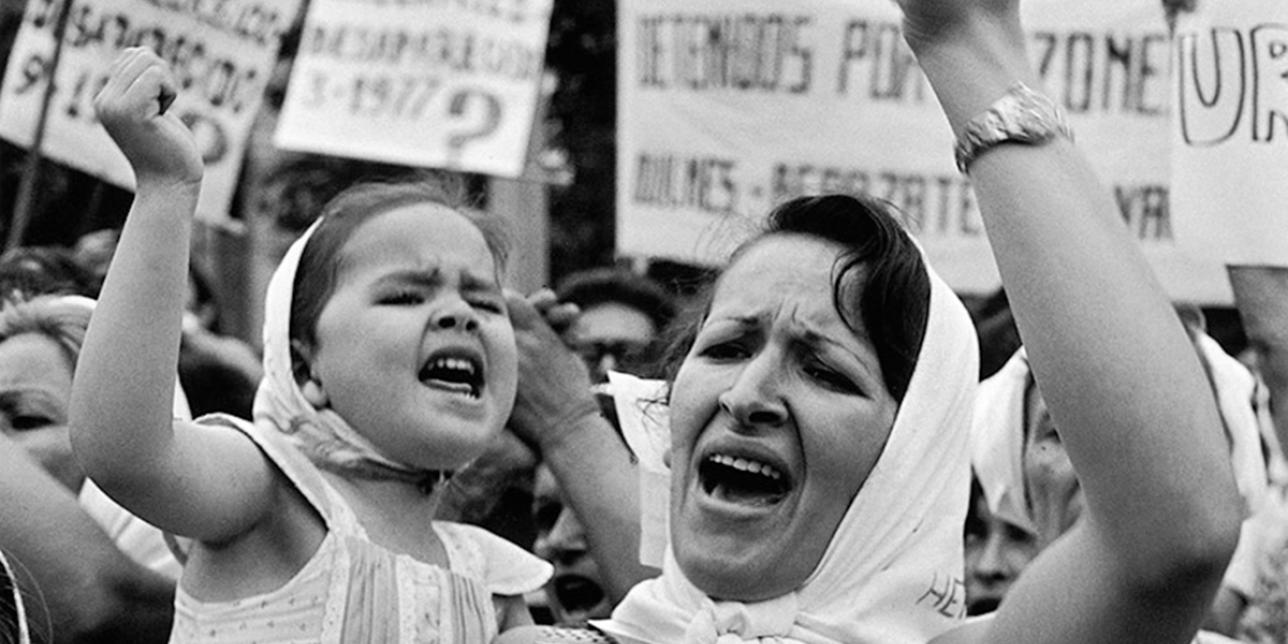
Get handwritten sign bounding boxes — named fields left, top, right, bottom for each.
left=0, top=0, right=299, bottom=222
left=1171, top=1, right=1288, bottom=267
left=274, top=0, right=554, bottom=178
left=617, top=0, right=1233, bottom=304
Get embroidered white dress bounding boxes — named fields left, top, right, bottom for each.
left=169, top=416, right=551, bottom=643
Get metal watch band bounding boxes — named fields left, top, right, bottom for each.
left=953, top=82, right=1073, bottom=174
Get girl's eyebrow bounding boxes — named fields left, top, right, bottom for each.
left=459, top=270, right=503, bottom=293
left=374, top=268, right=500, bottom=293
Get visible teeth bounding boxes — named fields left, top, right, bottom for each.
left=708, top=454, right=782, bottom=480
left=432, top=357, right=476, bottom=375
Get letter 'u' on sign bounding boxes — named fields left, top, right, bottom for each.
left=273, top=0, right=554, bottom=178
left=1171, top=0, right=1288, bottom=267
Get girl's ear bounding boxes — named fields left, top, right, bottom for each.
left=301, top=379, right=329, bottom=408
left=289, top=339, right=315, bottom=384
left=290, top=339, right=328, bottom=408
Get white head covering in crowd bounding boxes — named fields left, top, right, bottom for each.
left=969, top=349, right=1038, bottom=536
left=597, top=262, right=979, bottom=644
left=253, top=219, right=440, bottom=489
left=971, top=332, right=1267, bottom=534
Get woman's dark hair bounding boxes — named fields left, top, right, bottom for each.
left=661, top=194, right=931, bottom=402
left=289, top=180, right=510, bottom=354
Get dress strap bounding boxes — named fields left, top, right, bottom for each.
left=198, top=413, right=363, bottom=535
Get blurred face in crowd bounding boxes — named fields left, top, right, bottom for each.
left=1022, top=382, right=1084, bottom=548
left=532, top=465, right=612, bottom=626
left=964, top=487, right=1040, bottom=615
left=668, top=235, right=898, bottom=601
left=568, top=302, right=658, bottom=382
left=0, top=333, right=81, bottom=492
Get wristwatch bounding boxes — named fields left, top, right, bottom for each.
left=954, top=82, right=1073, bottom=174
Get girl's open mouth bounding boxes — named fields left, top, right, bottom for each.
left=419, top=351, right=483, bottom=398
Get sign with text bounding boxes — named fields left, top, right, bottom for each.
left=274, top=0, right=554, bottom=178
left=618, top=0, right=1233, bottom=303
left=1171, top=1, right=1288, bottom=267
left=0, top=0, right=298, bottom=222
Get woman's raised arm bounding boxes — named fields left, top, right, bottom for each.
left=898, top=1, right=1242, bottom=642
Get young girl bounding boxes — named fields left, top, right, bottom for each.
left=70, top=48, right=550, bottom=641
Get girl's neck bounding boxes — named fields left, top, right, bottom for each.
left=321, top=470, right=449, bottom=565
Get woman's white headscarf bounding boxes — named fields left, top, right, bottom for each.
left=597, top=261, right=979, bottom=643
left=253, top=219, right=440, bottom=488
left=971, top=334, right=1267, bottom=534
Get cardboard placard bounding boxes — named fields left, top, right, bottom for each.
left=0, top=0, right=299, bottom=222
left=274, top=0, right=554, bottom=178
left=1171, top=1, right=1288, bottom=268
left=617, top=0, right=1233, bottom=303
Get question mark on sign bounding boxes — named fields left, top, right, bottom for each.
left=446, top=88, right=503, bottom=167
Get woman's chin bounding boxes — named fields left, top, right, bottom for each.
left=677, top=554, right=798, bottom=603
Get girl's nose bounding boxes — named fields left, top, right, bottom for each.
left=434, top=298, right=479, bottom=332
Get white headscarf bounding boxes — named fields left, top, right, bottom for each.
left=969, top=349, right=1037, bottom=536
left=598, top=262, right=979, bottom=644
left=971, top=334, right=1267, bottom=532
left=253, top=219, right=440, bottom=488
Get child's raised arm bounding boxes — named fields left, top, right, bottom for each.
left=897, top=0, right=1242, bottom=642
left=70, top=49, right=276, bottom=542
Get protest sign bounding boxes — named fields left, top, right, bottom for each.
left=274, top=0, right=554, bottom=178
left=0, top=0, right=299, bottom=223
left=617, top=0, right=1232, bottom=303
left=1171, top=0, right=1288, bottom=267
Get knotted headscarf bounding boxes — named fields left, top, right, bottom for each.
left=253, top=219, right=442, bottom=489
left=598, top=261, right=979, bottom=643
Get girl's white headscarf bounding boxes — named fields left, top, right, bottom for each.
left=253, top=219, right=440, bottom=488
left=598, top=263, right=979, bottom=644
left=971, top=334, right=1267, bottom=533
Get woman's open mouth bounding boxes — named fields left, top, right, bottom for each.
left=698, top=452, right=791, bottom=507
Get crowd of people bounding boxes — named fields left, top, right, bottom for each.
left=1, top=0, right=1286, bottom=642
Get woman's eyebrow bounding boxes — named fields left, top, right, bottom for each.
left=0, top=389, right=61, bottom=411
left=704, top=313, right=761, bottom=328
left=796, top=326, right=879, bottom=379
